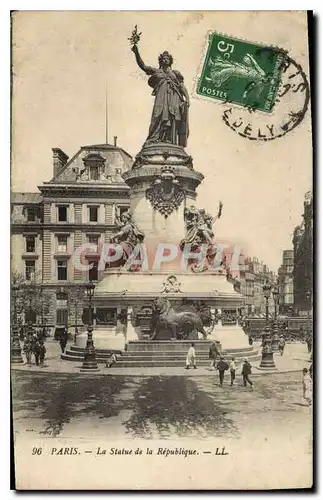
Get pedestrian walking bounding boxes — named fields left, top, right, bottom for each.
left=39, top=340, right=46, bottom=366
left=229, top=357, right=237, bottom=386
left=185, top=343, right=197, bottom=370
left=241, top=358, right=253, bottom=388
left=34, top=340, right=41, bottom=366
left=208, top=341, right=218, bottom=370
left=106, top=353, right=117, bottom=368
left=278, top=336, right=286, bottom=356
left=59, top=328, right=68, bottom=353
left=23, top=337, right=32, bottom=365
left=302, top=368, right=312, bottom=405
left=216, top=356, right=229, bottom=386
left=306, top=335, right=312, bottom=354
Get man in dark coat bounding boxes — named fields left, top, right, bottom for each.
left=241, top=359, right=253, bottom=387
left=34, top=340, right=41, bottom=366
left=39, top=340, right=46, bottom=366
left=209, top=341, right=219, bottom=370
left=59, top=328, right=68, bottom=353
left=216, top=356, right=229, bottom=387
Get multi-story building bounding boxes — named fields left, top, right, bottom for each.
left=278, top=250, right=294, bottom=315
left=11, top=139, right=132, bottom=335
left=293, top=191, right=313, bottom=314
left=239, top=256, right=277, bottom=316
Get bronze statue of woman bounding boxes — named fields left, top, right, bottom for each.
left=131, top=43, right=190, bottom=147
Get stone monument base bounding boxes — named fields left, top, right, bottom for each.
left=75, top=328, right=126, bottom=351
left=62, top=340, right=260, bottom=366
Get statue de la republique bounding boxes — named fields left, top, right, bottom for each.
left=129, top=25, right=190, bottom=147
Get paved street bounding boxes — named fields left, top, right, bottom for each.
left=12, top=369, right=312, bottom=442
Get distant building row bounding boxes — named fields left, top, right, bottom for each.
left=278, top=191, right=313, bottom=316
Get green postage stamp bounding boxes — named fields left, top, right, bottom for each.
left=196, top=32, right=284, bottom=113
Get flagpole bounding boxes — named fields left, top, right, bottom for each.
left=105, top=81, right=108, bottom=144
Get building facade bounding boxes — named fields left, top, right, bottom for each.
left=11, top=140, right=132, bottom=334
left=277, top=250, right=294, bottom=315
left=293, top=191, right=313, bottom=315
left=239, top=256, right=276, bottom=316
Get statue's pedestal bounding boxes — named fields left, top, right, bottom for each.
left=76, top=327, right=126, bottom=351
left=211, top=325, right=249, bottom=350
left=89, top=268, right=249, bottom=352
left=123, top=142, right=204, bottom=242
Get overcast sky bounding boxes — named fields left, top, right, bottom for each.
left=12, top=11, right=312, bottom=272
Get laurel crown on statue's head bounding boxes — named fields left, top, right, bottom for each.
left=158, top=51, right=173, bottom=67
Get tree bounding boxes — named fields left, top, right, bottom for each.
left=11, top=271, right=51, bottom=328
left=66, top=285, right=86, bottom=332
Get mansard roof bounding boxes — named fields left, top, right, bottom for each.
left=11, top=192, right=42, bottom=204
left=46, top=142, right=133, bottom=185
left=81, top=143, right=133, bottom=159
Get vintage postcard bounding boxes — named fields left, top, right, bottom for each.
left=11, top=11, right=313, bottom=490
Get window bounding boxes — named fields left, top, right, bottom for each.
left=57, top=260, right=68, bottom=280
left=118, top=206, right=129, bottom=218
left=27, top=208, right=35, bottom=222
left=57, top=235, right=68, bottom=253
left=26, top=208, right=35, bottom=222
left=57, top=291, right=68, bottom=302
left=26, top=309, right=37, bottom=324
left=88, top=235, right=99, bottom=246
left=57, top=206, right=67, bottom=222
left=25, top=260, right=35, bottom=280
left=25, top=236, right=35, bottom=253
left=88, top=260, right=98, bottom=281
left=89, top=206, right=98, bottom=222
left=89, top=166, right=99, bottom=180
left=56, top=308, right=68, bottom=325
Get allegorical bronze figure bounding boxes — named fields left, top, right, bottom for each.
left=129, top=25, right=190, bottom=147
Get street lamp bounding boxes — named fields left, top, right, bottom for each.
left=271, top=284, right=280, bottom=352
left=263, top=281, right=271, bottom=325
left=260, top=281, right=276, bottom=369
left=305, top=289, right=312, bottom=356
left=81, top=282, right=99, bottom=372
left=11, top=283, right=23, bottom=363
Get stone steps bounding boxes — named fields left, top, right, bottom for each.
left=61, top=341, right=260, bottom=366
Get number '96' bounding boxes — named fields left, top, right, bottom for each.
left=32, top=447, right=42, bottom=455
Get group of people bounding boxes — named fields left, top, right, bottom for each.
left=22, top=331, right=46, bottom=366
left=185, top=342, right=253, bottom=388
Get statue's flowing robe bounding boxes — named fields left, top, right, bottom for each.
left=146, top=69, right=189, bottom=146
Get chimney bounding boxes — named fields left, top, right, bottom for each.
left=113, top=136, right=117, bottom=147
left=52, top=148, right=69, bottom=176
